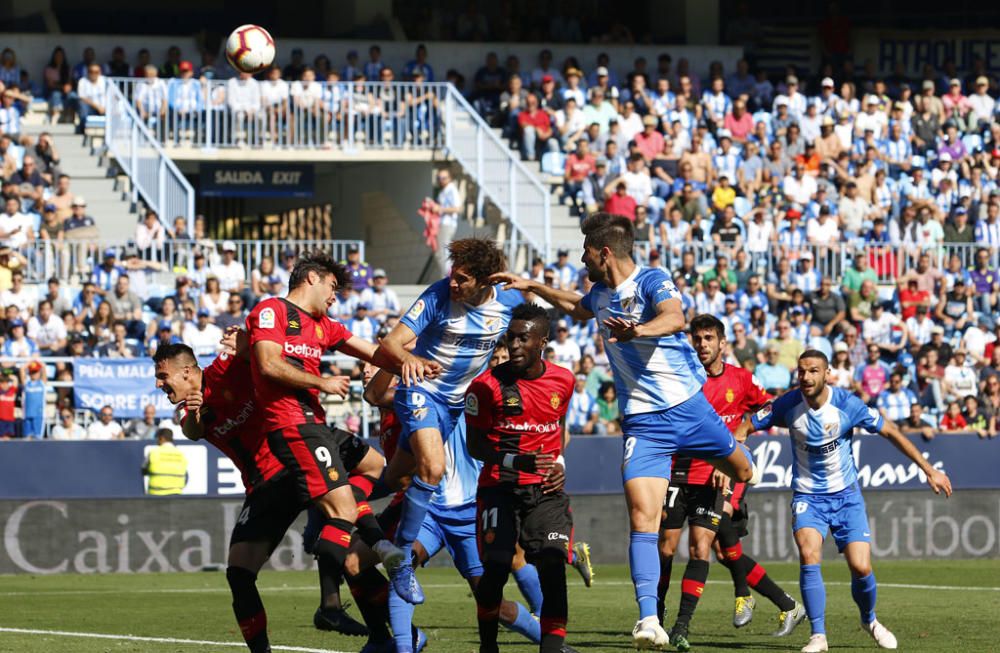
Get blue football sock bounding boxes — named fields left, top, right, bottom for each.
left=394, top=476, right=436, bottom=550
left=389, top=585, right=416, bottom=653
left=851, top=573, right=877, bottom=625
left=502, top=601, right=541, bottom=643
left=629, top=531, right=660, bottom=620
left=513, top=564, right=544, bottom=615
left=800, top=564, right=826, bottom=635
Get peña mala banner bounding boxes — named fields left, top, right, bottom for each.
left=73, top=357, right=215, bottom=419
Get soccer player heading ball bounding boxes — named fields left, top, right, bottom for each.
left=493, top=213, right=758, bottom=650
left=466, top=302, right=576, bottom=653
left=737, top=350, right=952, bottom=653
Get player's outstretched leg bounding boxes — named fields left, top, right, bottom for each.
left=844, top=542, right=897, bottom=650
left=623, top=465, right=670, bottom=649
left=536, top=550, right=569, bottom=653
left=512, top=546, right=544, bottom=615
left=226, top=566, right=270, bottom=653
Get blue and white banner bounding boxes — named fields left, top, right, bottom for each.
left=73, top=357, right=214, bottom=419
left=0, top=434, right=995, bottom=500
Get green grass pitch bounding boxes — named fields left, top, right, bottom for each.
left=0, top=560, right=996, bottom=652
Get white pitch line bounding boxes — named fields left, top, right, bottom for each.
left=0, top=626, right=346, bottom=652
left=1, top=579, right=998, bottom=597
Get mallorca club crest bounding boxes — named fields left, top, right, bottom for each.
left=315, top=324, right=324, bottom=340
left=550, top=392, right=561, bottom=409
left=725, top=388, right=735, bottom=403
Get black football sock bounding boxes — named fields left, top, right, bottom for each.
left=656, top=553, right=673, bottom=625
left=675, top=559, right=709, bottom=629
left=536, top=552, right=568, bottom=653
left=475, top=561, right=509, bottom=653
left=347, top=566, right=391, bottom=640
left=349, top=481, right=386, bottom=548
left=718, top=515, right=751, bottom=598
left=745, top=557, right=797, bottom=612
left=317, top=555, right=343, bottom=610
left=226, top=566, right=271, bottom=653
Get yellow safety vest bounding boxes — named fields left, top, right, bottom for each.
left=147, top=443, right=188, bottom=496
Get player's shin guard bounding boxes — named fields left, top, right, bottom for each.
left=513, top=563, right=544, bottom=615
left=395, top=476, right=436, bottom=554
left=851, top=573, right=877, bottom=626
left=800, top=564, right=826, bottom=635
left=629, top=531, right=660, bottom=619
left=656, top=553, right=673, bottom=625
left=317, top=555, right=343, bottom=609
left=536, top=553, right=568, bottom=653
left=349, top=478, right=386, bottom=548
left=717, top=517, right=751, bottom=597
left=313, top=518, right=353, bottom=579
left=389, top=583, right=417, bottom=652
left=226, top=566, right=270, bottom=653
left=475, top=561, right=510, bottom=653
left=501, top=600, right=542, bottom=643
left=347, top=567, right=391, bottom=641
left=676, top=559, right=709, bottom=628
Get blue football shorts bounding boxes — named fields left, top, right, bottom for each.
left=417, top=502, right=483, bottom=579
left=620, top=392, right=738, bottom=483
left=791, top=485, right=871, bottom=552
left=393, top=387, right=463, bottom=453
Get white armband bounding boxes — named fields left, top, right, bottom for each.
left=502, top=453, right=517, bottom=469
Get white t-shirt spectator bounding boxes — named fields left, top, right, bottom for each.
left=158, top=417, right=185, bottom=440
left=227, top=77, right=262, bottom=113
left=52, top=422, right=87, bottom=440
left=183, top=322, right=224, bottom=356
left=436, top=182, right=461, bottom=228
left=27, top=314, right=67, bottom=349
left=783, top=173, right=817, bottom=205
left=944, top=363, right=978, bottom=399
left=961, top=326, right=991, bottom=361
left=261, top=79, right=289, bottom=107
left=290, top=81, right=324, bottom=107
left=0, top=210, right=33, bottom=249
left=838, top=196, right=871, bottom=234
left=550, top=338, right=582, bottom=371
left=807, top=217, right=839, bottom=243
left=77, top=74, right=107, bottom=110
left=862, top=312, right=900, bottom=345
left=0, top=286, right=33, bottom=319
left=211, top=259, right=247, bottom=292
left=359, top=286, right=400, bottom=320
left=905, top=315, right=934, bottom=345
left=87, top=419, right=124, bottom=440
left=746, top=219, right=774, bottom=253
left=622, top=170, right=653, bottom=205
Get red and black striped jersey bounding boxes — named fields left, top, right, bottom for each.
left=671, top=363, right=772, bottom=485
left=465, top=361, right=574, bottom=487
left=247, top=297, right=351, bottom=432
left=187, top=352, right=284, bottom=494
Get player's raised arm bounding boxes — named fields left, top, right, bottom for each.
left=877, top=418, right=953, bottom=497
left=363, top=366, right=396, bottom=409
left=491, top=272, right=594, bottom=322
left=253, top=339, right=350, bottom=398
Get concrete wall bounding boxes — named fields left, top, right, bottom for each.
left=0, top=491, right=995, bottom=574
left=0, top=33, right=742, bottom=90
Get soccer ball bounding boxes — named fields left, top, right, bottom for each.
left=225, top=24, right=275, bottom=74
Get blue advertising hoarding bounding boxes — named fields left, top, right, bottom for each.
left=73, top=357, right=215, bottom=419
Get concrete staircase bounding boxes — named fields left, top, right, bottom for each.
left=22, top=120, right=138, bottom=241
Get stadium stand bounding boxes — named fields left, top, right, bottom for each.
left=0, top=23, right=994, bottom=445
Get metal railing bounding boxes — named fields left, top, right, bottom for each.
left=21, top=238, right=365, bottom=284
left=112, top=78, right=445, bottom=151
left=109, top=78, right=552, bottom=267
left=104, top=80, right=196, bottom=232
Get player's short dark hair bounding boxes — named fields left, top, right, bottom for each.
left=152, top=342, right=197, bottom=367
left=448, top=237, right=507, bottom=282
left=288, top=250, right=351, bottom=291
left=799, top=349, right=829, bottom=367
left=510, top=302, right=550, bottom=336
left=582, top=212, right=634, bottom=259
left=690, top=314, right=725, bottom=339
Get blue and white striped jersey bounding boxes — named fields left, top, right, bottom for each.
left=876, top=388, right=917, bottom=423
left=567, top=389, right=598, bottom=430
left=430, top=418, right=482, bottom=510
left=401, top=278, right=522, bottom=406
left=581, top=266, right=705, bottom=416
left=752, top=386, right=883, bottom=494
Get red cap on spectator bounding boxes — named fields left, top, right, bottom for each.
left=542, top=74, right=554, bottom=83
left=179, top=61, right=193, bottom=72
left=27, top=361, right=42, bottom=373
left=992, top=149, right=1000, bottom=159
left=786, top=207, right=802, bottom=219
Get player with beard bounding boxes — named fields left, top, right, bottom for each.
left=154, top=339, right=382, bottom=652
left=246, top=251, right=427, bottom=607
left=492, top=213, right=758, bottom=649
left=737, top=351, right=952, bottom=653
left=466, top=303, right=576, bottom=653
left=656, top=314, right=804, bottom=651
